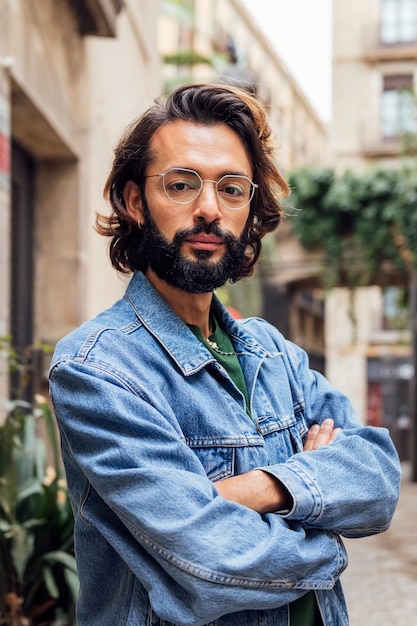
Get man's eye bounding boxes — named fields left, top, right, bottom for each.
left=229, top=185, right=243, bottom=196
left=220, top=184, right=245, bottom=197
left=167, top=179, right=197, bottom=192
left=172, top=182, right=188, bottom=191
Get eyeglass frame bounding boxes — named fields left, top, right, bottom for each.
left=144, top=167, right=258, bottom=211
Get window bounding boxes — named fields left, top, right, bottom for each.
left=381, top=74, right=416, bottom=138
left=382, top=286, right=410, bottom=330
left=10, top=141, right=35, bottom=401
left=380, top=0, right=417, bottom=43
left=11, top=141, right=35, bottom=354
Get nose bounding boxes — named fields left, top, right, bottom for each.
left=193, top=180, right=222, bottom=222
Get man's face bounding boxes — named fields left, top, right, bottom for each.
left=131, top=121, right=254, bottom=293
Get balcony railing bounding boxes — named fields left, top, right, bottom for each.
left=358, top=107, right=417, bottom=158
left=359, top=116, right=403, bottom=157
left=361, top=134, right=403, bottom=158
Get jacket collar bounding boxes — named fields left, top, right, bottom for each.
left=124, top=272, right=266, bottom=375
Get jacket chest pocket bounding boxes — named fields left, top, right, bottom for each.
left=255, top=410, right=308, bottom=461
left=185, top=435, right=269, bottom=480
left=184, top=440, right=236, bottom=481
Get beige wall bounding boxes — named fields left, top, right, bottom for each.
left=0, top=0, right=162, bottom=358
left=81, top=6, right=162, bottom=323
left=325, top=288, right=381, bottom=420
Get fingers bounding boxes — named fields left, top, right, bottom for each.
left=329, top=425, right=342, bottom=444
left=303, top=418, right=341, bottom=451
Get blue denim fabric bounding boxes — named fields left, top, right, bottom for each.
left=49, top=271, right=401, bottom=626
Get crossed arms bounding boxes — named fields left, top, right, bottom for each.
left=215, top=419, right=340, bottom=514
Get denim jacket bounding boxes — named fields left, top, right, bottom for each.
left=49, top=271, right=401, bottom=626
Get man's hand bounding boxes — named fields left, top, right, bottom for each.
left=303, top=418, right=341, bottom=451
left=214, top=469, right=292, bottom=515
left=214, top=419, right=341, bottom=515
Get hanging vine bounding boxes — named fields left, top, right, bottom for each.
left=286, top=167, right=417, bottom=290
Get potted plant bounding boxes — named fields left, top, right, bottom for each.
left=0, top=338, right=78, bottom=626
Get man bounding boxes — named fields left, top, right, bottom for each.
left=49, top=83, right=401, bottom=626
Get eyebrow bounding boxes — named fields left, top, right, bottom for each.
left=171, top=167, right=252, bottom=178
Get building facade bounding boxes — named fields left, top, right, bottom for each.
left=330, top=0, right=414, bottom=449
left=0, top=0, right=162, bottom=402
left=332, top=0, right=417, bottom=172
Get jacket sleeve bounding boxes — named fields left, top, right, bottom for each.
left=262, top=339, right=401, bottom=538
left=50, top=358, right=347, bottom=625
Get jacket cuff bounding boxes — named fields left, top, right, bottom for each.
left=260, top=462, right=324, bottom=523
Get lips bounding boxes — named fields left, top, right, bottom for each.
left=185, top=234, right=224, bottom=250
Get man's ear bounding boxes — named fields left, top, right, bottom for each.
left=123, top=181, right=144, bottom=226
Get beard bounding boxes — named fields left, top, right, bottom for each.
left=139, top=203, right=248, bottom=294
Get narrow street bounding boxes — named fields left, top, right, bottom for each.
left=342, top=463, right=417, bottom=625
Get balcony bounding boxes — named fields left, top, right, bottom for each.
left=359, top=115, right=417, bottom=158
left=71, top=0, right=123, bottom=37
left=362, top=23, right=417, bottom=62
left=361, top=134, right=402, bottom=158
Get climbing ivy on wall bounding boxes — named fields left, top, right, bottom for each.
left=287, top=167, right=417, bottom=289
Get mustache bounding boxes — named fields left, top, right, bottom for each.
left=173, top=222, right=241, bottom=246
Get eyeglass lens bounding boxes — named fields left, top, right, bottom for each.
left=162, top=168, right=254, bottom=209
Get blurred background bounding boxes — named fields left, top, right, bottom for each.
left=0, top=1, right=416, bottom=623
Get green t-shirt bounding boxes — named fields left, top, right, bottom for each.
left=188, top=318, right=322, bottom=626
left=188, top=317, right=251, bottom=417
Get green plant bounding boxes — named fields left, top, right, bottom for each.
left=287, top=166, right=417, bottom=289
left=163, top=50, right=213, bottom=66
left=0, top=338, right=77, bottom=626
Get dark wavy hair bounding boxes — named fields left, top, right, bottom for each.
left=97, top=82, right=290, bottom=280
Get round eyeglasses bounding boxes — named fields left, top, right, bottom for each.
left=144, top=167, right=258, bottom=211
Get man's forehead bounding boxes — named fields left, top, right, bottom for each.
left=148, top=120, right=252, bottom=172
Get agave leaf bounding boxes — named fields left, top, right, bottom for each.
left=22, top=414, right=36, bottom=453
left=0, top=489, right=14, bottom=519
left=13, top=446, right=34, bottom=488
left=63, top=567, right=80, bottom=604
left=34, top=436, right=47, bottom=482
left=43, top=562, right=60, bottom=599
left=37, top=398, right=61, bottom=476
left=17, top=478, right=43, bottom=504
left=5, top=399, right=32, bottom=412
left=21, top=517, right=47, bottom=530
left=11, top=524, right=33, bottom=583
left=0, top=519, right=12, bottom=532
left=43, top=550, right=78, bottom=573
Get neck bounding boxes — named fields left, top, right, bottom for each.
left=145, top=268, right=214, bottom=338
